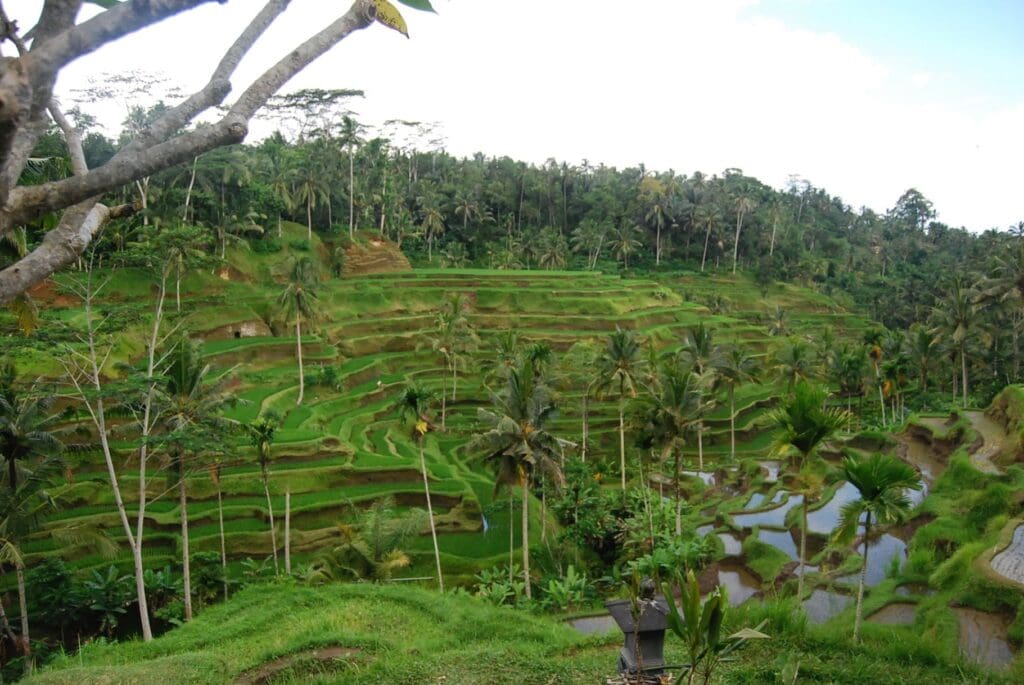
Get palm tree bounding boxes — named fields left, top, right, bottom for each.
left=0, top=382, right=63, bottom=492
left=419, top=203, right=445, bottom=262
left=160, top=337, right=234, bottom=622
left=337, top=115, right=364, bottom=240
left=636, top=361, right=706, bottom=535
left=393, top=383, right=443, bottom=592
left=907, top=325, right=937, bottom=394
left=679, top=324, right=719, bottom=470
left=292, top=167, right=328, bottom=241
left=717, top=346, right=759, bottom=460
left=278, top=256, right=320, bottom=406
left=610, top=224, right=643, bottom=269
left=697, top=205, right=721, bottom=272
left=472, top=360, right=564, bottom=599
left=833, top=454, right=920, bottom=642
left=772, top=339, right=814, bottom=396
left=771, top=383, right=848, bottom=598
left=929, top=277, right=979, bottom=408
left=596, top=328, right=647, bottom=491
left=732, top=193, right=756, bottom=274
left=245, top=416, right=280, bottom=576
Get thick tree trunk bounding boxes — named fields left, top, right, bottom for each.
left=853, top=513, right=871, bottom=642
left=16, top=563, right=30, bottom=675
left=180, top=462, right=193, bottom=622
left=284, top=489, right=291, bottom=575
left=295, top=319, right=304, bottom=405
left=521, top=472, right=531, bottom=599
left=419, top=444, right=444, bottom=592
left=262, top=476, right=279, bottom=575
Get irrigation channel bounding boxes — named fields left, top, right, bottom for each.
left=566, top=411, right=1020, bottom=670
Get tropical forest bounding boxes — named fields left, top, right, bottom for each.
left=0, top=1, right=1022, bottom=683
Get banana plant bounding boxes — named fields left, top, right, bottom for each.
left=661, top=569, right=769, bottom=685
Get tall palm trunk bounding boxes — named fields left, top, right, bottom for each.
left=216, top=474, right=228, bottom=600
left=440, top=364, right=447, bottom=430
left=508, top=495, right=514, bottom=584
left=769, top=214, right=778, bottom=257
left=306, top=195, right=313, bottom=241
left=262, top=471, right=279, bottom=575
left=179, top=457, right=193, bottom=622
left=961, top=345, right=969, bottom=408
left=797, top=498, right=808, bottom=598
left=521, top=471, right=531, bottom=599
left=873, top=363, right=886, bottom=424
left=853, top=512, right=871, bottom=642
left=729, top=387, right=737, bottom=460
left=284, top=489, right=292, bottom=575
left=697, top=420, right=704, bottom=471
left=581, top=392, right=589, bottom=461
left=673, top=450, right=682, bottom=536
left=419, top=444, right=444, bottom=592
left=700, top=222, right=713, bottom=272
left=655, top=223, right=661, bottom=266
left=348, top=146, right=355, bottom=240
left=182, top=157, right=198, bottom=222
left=732, top=211, right=744, bottom=274
left=619, top=401, right=627, bottom=491
left=16, top=563, right=30, bottom=675
left=295, top=319, right=304, bottom=405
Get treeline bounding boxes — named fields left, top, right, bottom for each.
left=9, top=108, right=1024, bottom=407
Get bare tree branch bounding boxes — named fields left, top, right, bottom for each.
left=3, top=1, right=374, bottom=225
left=0, top=0, right=379, bottom=303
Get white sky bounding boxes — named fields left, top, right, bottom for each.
left=8, top=0, right=1024, bottom=231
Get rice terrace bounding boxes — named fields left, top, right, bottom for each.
left=0, top=1, right=1022, bottom=683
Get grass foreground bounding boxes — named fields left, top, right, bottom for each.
left=26, top=583, right=1016, bottom=684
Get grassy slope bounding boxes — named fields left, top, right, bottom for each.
left=26, top=583, right=1011, bottom=685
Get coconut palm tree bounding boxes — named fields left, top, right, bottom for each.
left=610, top=224, right=643, bottom=269
left=277, top=256, right=320, bottom=406
left=716, top=346, right=759, bottom=460
left=833, top=453, right=920, bottom=642
left=771, top=383, right=848, bottom=598
left=393, top=383, right=443, bottom=592
left=635, top=360, right=706, bottom=535
left=245, top=416, right=280, bottom=576
left=472, top=360, right=565, bottom=599
left=337, top=115, right=365, bottom=240
left=929, top=276, right=979, bottom=408
left=697, top=205, right=721, bottom=273
left=160, top=337, right=235, bottom=622
left=292, top=167, right=328, bottom=241
left=0, top=382, right=63, bottom=493
left=907, top=325, right=938, bottom=394
left=596, top=328, right=647, bottom=492
left=679, top=324, right=720, bottom=470
left=772, top=339, right=814, bottom=396
left=732, top=193, right=756, bottom=274
left=419, top=202, right=445, bottom=262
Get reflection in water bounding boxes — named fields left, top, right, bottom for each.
left=745, top=492, right=767, bottom=509
left=719, top=533, right=743, bottom=556
left=863, top=534, right=906, bottom=586
left=717, top=561, right=760, bottom=606
left=759, top=461, right=780, bottom=483
left=802, top=590, right=852, bottom=624
left=683, top=470, right=716, bottom=487
left=807, top=482, right=859, bottom=534
left=733, top=494, right=803, bottom=528
left=868, top=602, right=916, bottom=625
left=697, top=524, right=714, bottom=537
left=568, top=614, right=617, bottom=635
left=954, top=607, right=1017, bottom=669
left=758, top=528, right=799, bottom=560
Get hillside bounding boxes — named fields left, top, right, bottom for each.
left=5, top=222, right=874, bottom=581
left=24, top=583, right=1011, bottom=685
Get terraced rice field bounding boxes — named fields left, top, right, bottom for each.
left=27, top=241, right=880, bottom=582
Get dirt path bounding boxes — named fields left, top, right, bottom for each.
left=964, top=411, right=1006, bottom=475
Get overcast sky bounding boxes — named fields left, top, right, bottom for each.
left=8, top=0, right=1024, bottom=231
